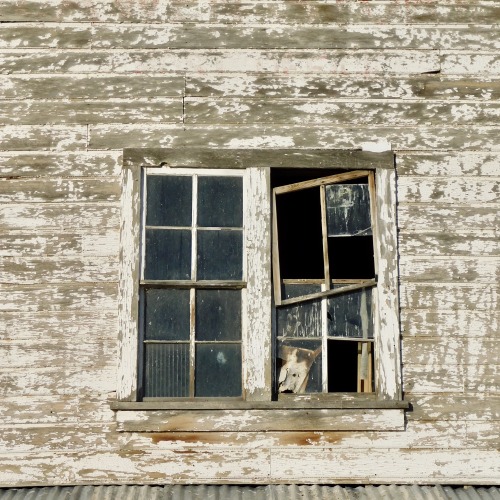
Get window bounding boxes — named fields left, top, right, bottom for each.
left=140, top=170, right=245, bottom=398
left=272, top=169, right=377, bottom=395
left=115, top=149, right=405, bottom=429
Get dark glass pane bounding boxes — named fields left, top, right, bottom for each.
left=144, top=288, right=190, bottom=341
left=195, top=343, right=241, bottom=397
left=198, top=176, right=243, bottom=228
left=145, top=229, right=191, bottom=280
left=282, top=283, right=321, bottom=300
left=196, top=289, right=241, bottom=341
left=146, top=175, right=192, bottom=227
left=327, top=287, right=373, bottom=339
left=275, top=188, right=324, bottom=279
left=328, top=235, right=375, bottom=279
left=197, top=230, right=243, bottom=280
left=144, top=343, right=189, bottom=397
left=326, top=183, right=372, bottom=237
left=277, top=339, right=322, bottom=394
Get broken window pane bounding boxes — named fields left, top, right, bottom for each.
left=326, top=183, right=372, bottom=237
left=195, top=289, right=241, bottom=341
left=197, top=230, right=243, bottom=280
left=198, top=176, right=243, bottom=228
left=144, top=343, right=190, bottom=397
left=144, top=288, right=190, bottom=341
left=327, top=288, right=373, bottom=339
left=144, top=229, right=191, bottom=280
left=275, top=188, right=325, bottom=280
left=328, top=236, right=375, bottom=279
left=195, top=344, right=242, bottom=397
left=146, top=175, right=192, bottom=227
left=277, top=284, right=322, bottom=338
left=277, top=339, right=322, bottom=394
left=328, top=340, right=373, bottom=393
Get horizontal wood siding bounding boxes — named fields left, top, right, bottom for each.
left=0, top=0, right=499, bottom=487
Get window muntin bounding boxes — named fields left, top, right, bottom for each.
left=140, top=169, right=245, bottom=399
left=272, top=170, right=377, bottom=395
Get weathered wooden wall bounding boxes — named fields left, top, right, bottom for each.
left=0, top=0, right=499, bottom=486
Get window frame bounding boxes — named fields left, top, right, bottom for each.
left=114, top=148, right=405, bottom=427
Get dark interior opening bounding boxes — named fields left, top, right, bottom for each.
left=327, top=340, right=359, bottom=392
left=328, top=235, right=375, bottom=279
left=275, top=188, right=323, bottom=279
left=272, top=169, right=343, bottom=280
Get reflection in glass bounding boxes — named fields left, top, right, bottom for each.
left=144, top=288, right=190, bottom=341
left=146, top=175, right=192, bottom=227
left=195, top=344, right=242, bottom=397
left=196, top=289, right=241, bottom=341
left=145, top=229, right=191, bottom=280
left=198, top=176, right=243, bottom=228
left=197, top=230, right=243, bottom=280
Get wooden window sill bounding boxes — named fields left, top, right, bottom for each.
left=112, top=398, right=409, bottom=433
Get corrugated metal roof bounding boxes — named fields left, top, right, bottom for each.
left=0, top=485, right=499, bottom=500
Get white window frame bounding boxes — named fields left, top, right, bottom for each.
left=114, top=149, right=405, bottom=432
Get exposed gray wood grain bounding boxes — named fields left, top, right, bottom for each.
left=0, top=152, right=121, bottom=178
left=0, top=283, right=117, bottom=312
left=397, top=153, right=500, bottom=177
left=270, top=448, right=500, bottom=483
left=398, top=204, right=499, bottom=231
left=0, top=179, right=120, bottom=203
left=399, top=232, right=499, bottom=257
left=2, top=338, right=116, bottom=369
left=123, top=148, right=392, bottom=170
left=0, top=0, right=167, bottom=22
left=0, top=25, right=91, bottom=48
left=0, top=100, right=182, bottom=125
left=400, top=283, right=498, bottom=311
left=0, top=449, right=271, bottom=485
left=168, top=2, right=500, bottom=26
left=0, top=364, right=116, bottom=397
left=115, top=421, right=470, bottom=450
left=186, top=74, right=500, bottom=100
left=407, top=394, right=500, bottom=422
left=185, top=98, right=500, bottom=126
left=1, top=421, right=472, bottom=453
left=0, top=203, right=119, bottom=230
left=399, top=257, right=499, bottom=284
left=0, top=310, right=117, bottom=340
left=442, top=53, right=500, bottom=75
left=0, top=256, right=118, bottom=284
left=402, top=310, right=500, bottom=338
left=0, top=75, right=184, bottom=100
left=0, top=125, right=87, bottom=151
left=404, top=364, right=500, bottom=394
left=0, top=424, right=120, bottom=454
left=403, top=338, right=499, bottom=367
left=2, top=1, right=500, bottom=25
left=91, top=24, right=500, bottom=50
left=0, top=230, right=118, bottom=257
left=0, top=49, right=440, bottom=74
left=466, top=422, right=500, bottom=448
left=113, top=396, right=407, bottom=411
left=89, top=124, right=500, bottom=151
left=398, top=177, right=500, bottom=204
left=116, top=409, right=404, bottom=432
left=0, top=395, right=114, bottom=425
